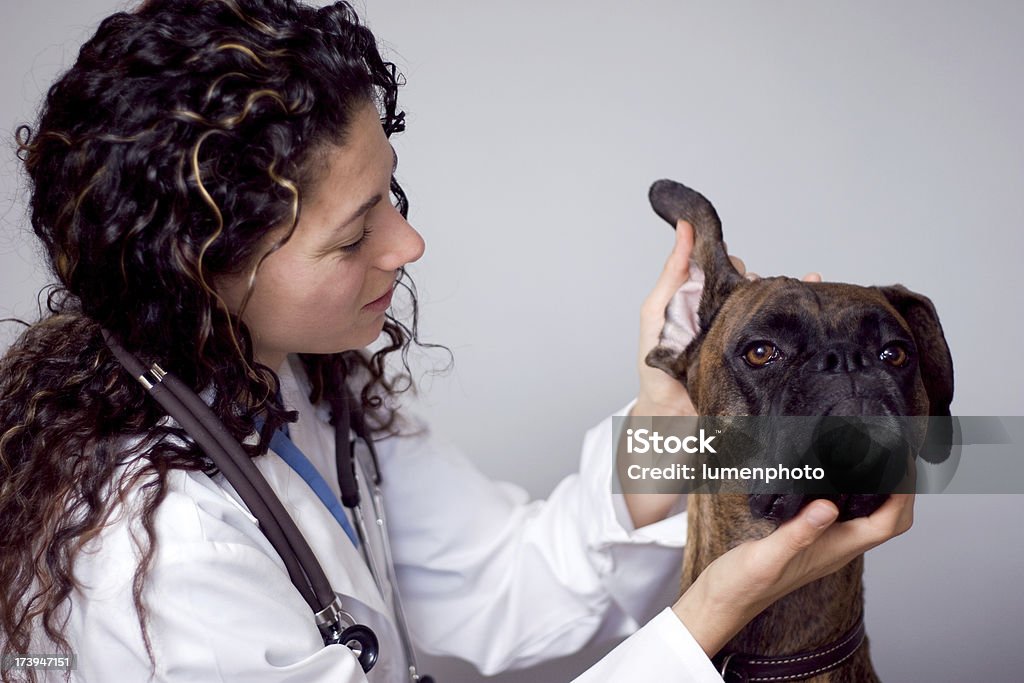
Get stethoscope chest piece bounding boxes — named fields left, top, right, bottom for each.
left=316, top=596, right=379, bottom=673
left=325, top=622, right=379, bottom=673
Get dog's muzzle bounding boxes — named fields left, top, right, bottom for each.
left=744, top=413, right=913, bottom=523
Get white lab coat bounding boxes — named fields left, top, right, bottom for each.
left=45, top=355, right=722, bottom=681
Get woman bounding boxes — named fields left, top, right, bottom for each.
left=0, top=1, right=913, bottom=681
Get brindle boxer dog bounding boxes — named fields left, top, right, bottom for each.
left=644, top=179, right=954, bottom=682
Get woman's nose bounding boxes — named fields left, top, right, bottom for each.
left=378, top=206, right=425, bottom=270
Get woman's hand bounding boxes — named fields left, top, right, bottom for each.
left=626, top=221, right=732, bottom=525
left=632, top=220, right=701, bottom=418
left=672, top=494, right=915, bottom=657
left=632, top=222, right=779, bottom=418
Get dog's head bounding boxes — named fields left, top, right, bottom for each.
left=645, top=179, right=954, bottom=522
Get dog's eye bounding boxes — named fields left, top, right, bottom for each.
left=880, top=343, right=909, bottom=367
left=742, top=342, right=780, bottom=367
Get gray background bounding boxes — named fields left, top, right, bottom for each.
left=2, top=1, right=1022, bottom=681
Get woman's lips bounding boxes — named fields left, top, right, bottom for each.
left=362, top=285, right=394, bottom=312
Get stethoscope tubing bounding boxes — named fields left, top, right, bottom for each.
left=327, top=380, right=430, bottom=682
left=369, top=485, right=421, bottom=679
left=99, top=328, right=333, bottom=614
left=346, top=444, right=429, bottom=683
left=331, top=394, right=386, bottom=584
left=330, top=392, right=362, bottom=508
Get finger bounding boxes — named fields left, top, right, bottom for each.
left=802, top=272, right=822, bottom=283
left=745, top=271, right=760, bottom=281
left=867, top=493, right=915, bottom=537
left=894, top=492, right=915, bottom=534
left=768, top=500, right=840, bottom=559
left=729, top=254, right=747, bottom=276
left=673, top=218, right=695, bottom=261
left=821, top=494, right=915, bottom=553
left=646, top=220, right=695, bottom=308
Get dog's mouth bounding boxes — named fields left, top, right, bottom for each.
left=744, top=410, right=909, bottom=523
left=749, top=493, right=889, bottom=523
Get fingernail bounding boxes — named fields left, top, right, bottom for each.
left=805, top=502, right=838, bottom=528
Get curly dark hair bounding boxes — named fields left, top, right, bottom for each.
left=0, top=1, right=444, bottom=680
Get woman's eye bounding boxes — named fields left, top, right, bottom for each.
left=339, top=225, right=374, bottom=253
left=742, top=341, right=780, bottom=367
left=879, top=342, right=909, bottom=367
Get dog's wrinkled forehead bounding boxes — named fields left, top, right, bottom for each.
left=710, top=278, right=911, bottom=346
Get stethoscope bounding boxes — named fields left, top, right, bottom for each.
left=101, top=328, right=433, bottom=682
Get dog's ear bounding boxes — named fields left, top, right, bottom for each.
left=645, top=180, right=744, bottom=390
left=648, top=180, right=745, bottom=332
left=877, top=285, right=955, bottom=463
left=646, top=328, right=706, bottom=391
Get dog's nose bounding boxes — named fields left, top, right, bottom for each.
left=815, top=345, right=870, bottom=373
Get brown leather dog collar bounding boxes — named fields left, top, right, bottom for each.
left=712, top=616, right=866, bottom=682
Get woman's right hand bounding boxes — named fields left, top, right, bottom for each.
left=671, top=493, right=915, bottom=657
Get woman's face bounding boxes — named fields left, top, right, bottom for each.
left=218, top=102, right=425, bottom=372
